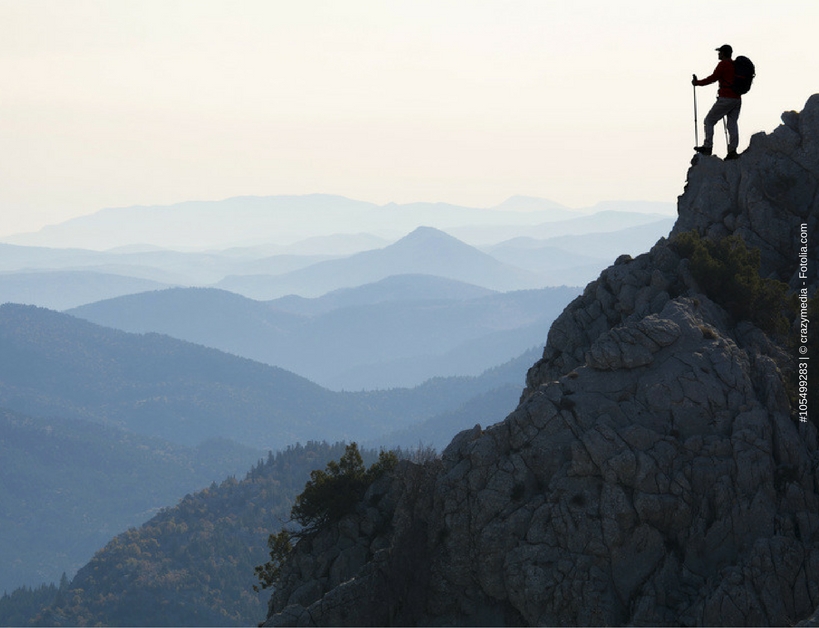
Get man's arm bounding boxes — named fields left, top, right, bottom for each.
left=693, top=65, right=720, bottom=87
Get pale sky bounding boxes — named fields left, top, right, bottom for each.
left=2, top=0, right=818, bottom=237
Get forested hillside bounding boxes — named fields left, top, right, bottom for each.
left=67, top=280, right=577, bottom=390
left=0, top=303, right=531, bottom=450
left=1, top=442, right=380, bottom=627
left=0, top=301, right=537, bottom=600
left=0, top=409, right=261, bottom=593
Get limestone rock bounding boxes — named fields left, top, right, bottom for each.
left=264, top=95, right=819, bottom=626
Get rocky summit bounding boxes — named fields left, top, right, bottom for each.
left=263, top=95, right=819, bottom=626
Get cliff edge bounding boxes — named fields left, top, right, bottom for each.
left=263, top=95, right=819, bottom=626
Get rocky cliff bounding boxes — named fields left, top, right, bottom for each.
left=263, top=95, right=819, bottom=626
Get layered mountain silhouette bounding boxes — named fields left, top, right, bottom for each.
left=0, top=270, right=172, bottom=310
left=216, top=226, right=550, bottom=299
left=0, top=302, right=536, bottom=450
left=0, top=241, right=338, bottom=288
left=0, top=301, right=536, bottom=595
left=270, top=274, right=496, bottom=315
left=68, top=278, right=579, bottom=390
left=4, top=194, right=656, bottom=250
left=3, top=195, right=384, bottom=250
left=0, top=303, right=455, bottom=449
left=1, top=219, right=671, bottom=318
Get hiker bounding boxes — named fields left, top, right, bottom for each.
left=692, top=44, right=741, bottom=160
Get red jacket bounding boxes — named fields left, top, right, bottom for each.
left=696, top=59, right=740, bottom=99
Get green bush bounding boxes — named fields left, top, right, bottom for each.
left=291, top=442, right=397, bottom=531
left=254, top=443, right=397, bottom=591
left=671, top=231, right=790, bottom=335
left=253, top=530, right=293, bottom=592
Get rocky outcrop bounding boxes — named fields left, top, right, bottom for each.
left=263, top=95, right=819, bottom=626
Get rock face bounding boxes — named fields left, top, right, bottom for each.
left=263, top=95, right=819, bottom=626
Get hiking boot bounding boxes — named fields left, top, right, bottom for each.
left=725, top=150, right=739, bottom=160
left=694, top=145, right=712, bottom=155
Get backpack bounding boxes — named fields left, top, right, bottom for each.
left=733, top=56, right=755, bottom=95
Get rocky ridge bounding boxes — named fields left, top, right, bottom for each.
left=263, top=95, right=819, bottom=626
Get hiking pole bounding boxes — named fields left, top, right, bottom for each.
left=723, top=118, right=729, bottom=151
left=692, top=79, right=699, bottom=146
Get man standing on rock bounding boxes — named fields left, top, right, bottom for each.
left=692, top=44, right=741, bottom=160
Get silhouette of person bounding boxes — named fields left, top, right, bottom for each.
left=692, top=44, right=741, bottom=160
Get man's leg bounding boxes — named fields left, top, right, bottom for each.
left=725, top=100, right=742, bottom=152
left=702, top=98, right=741, bottom=148
left=702, top=112, right=717, bottom=149
left=695, top=105, right=717, bottom=154
left=702, top=99, right=732, bottom=148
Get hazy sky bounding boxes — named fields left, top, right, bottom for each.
left=2, top=0, right=818, bottom=236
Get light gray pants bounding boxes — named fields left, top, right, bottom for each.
left=703, top=97, right=742, bottom=151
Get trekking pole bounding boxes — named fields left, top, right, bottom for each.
left=722, top=118, right=729, bottom=151
left=692, top=79, right=699, bottom=146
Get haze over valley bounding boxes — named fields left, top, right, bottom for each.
left=0, top=193, right=674, bottom=601
left=1, top=195, right=674, bottom=388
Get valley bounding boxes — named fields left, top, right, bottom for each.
left=0, top=194, right=675, bottom=624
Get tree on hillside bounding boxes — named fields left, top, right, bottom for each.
left=254, top=443, right=397, bottom=591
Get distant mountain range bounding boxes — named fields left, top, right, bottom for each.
left=1, top=194, right=675, bottom=250
left=0, top=303, right=533, bottom=450
left=0, top=302, right=536, bottom=592
left=216, top=226, right=550, bottom=298
left=364, top=348, right=542, bottom=451
left=0, top=270, right=173, bottom=311
left=0, top=241, right=340, bottom=287
left=68, top=277, right=578, bottom=390
left=0, top=215, right=673, bottom=313
left=0, top=192, right=677, bottom=608
left=4, top=222, right=629, bottom=390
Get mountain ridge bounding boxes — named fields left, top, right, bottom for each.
left=216, top=226, right=549, bottom=299
left=0, top=300, right=541, bottom=449
left=1, top=195, right=672, bottom=250
left=0, top=303, right=427, bottom=449
left=67, top=280, right=578, bottom=390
